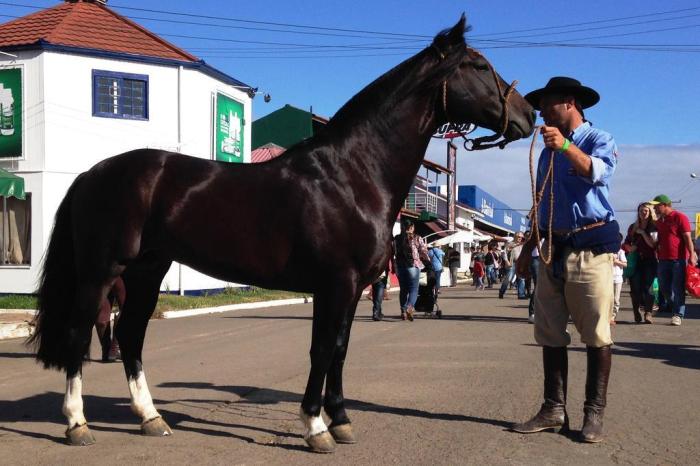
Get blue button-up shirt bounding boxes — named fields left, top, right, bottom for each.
left=536, top=121, right=617, bottom=231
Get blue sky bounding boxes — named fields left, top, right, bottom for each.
left=3, top=0, right=700, bottom=230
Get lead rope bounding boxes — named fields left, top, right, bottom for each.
left=526, top=126, right=555, bottom=265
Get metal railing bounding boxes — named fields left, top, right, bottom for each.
left=404, top=190, right=438, bottom=214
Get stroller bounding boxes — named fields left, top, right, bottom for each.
left=415, top=260, right=442, bottom=318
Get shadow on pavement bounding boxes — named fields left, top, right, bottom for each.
left=0, top=390, right=303, bottom=447
left=0, top=351, right=35, bottom=359
left=568, top=341, right=700, bottom=371
left=157, top=382, right=512, bottom=429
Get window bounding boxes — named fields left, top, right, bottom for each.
left=92, top=70, right=148, bottom=120
left=0, top=194, right=31, bottom=265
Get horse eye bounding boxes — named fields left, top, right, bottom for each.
left=472, top=62, right=489, bottom=71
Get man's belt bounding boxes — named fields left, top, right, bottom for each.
left=551, top=220, right=607, bottom=238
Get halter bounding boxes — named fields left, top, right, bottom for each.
left=440, top=47, right=519, bottom=151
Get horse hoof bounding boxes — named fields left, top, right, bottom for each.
left=141, top=416, right=173, bottom=437
left=305, top=431, right=336, bottom=453
left=329, top=423, right=357, bottom=444
left=65, top=423, right=96, bottom=446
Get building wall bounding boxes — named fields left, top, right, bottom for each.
left=0, top=50, right=252, bottom=293
left=252, top=104, right=312, bottom=150
left=457, top=185, right=526, bottom=233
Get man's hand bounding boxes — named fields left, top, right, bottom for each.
left=691, top=252, right=698, bottom=267
left=541, top=125, right=566, bottom=151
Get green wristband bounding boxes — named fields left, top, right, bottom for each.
left=559, top=138, right=571, bottom=152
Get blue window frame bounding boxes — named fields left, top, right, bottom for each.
left=92, top=70, right=149, bottom=120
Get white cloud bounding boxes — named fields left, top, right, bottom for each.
left=425, top=139, right=700, bottom=233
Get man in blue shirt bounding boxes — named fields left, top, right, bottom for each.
left=513, top=77, right=620, bottom=444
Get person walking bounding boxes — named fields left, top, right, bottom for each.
left=483, top=244, right=498, bottom=288
left=371, top=251, right=395, bottom=321
left=623, top=202, right=658, bottom=324
left=611, top=239, right=627, bottom=324
left=513, top=77, right=620, bottom=443
left=472, top=256, right=485, bottom=290
left=428, top=245, right=445, bottom=294
left=499, top=233, right=525, bottom=299
left=650, top=194, right=697, bottom=326
left=447, top=246, right=461, bottom=287
left=394, top=219, right=428, bottom=322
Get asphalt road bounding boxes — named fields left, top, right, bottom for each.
left=1, top=285, right=699, bottom=465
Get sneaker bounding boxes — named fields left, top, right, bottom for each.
left=670, top=315, right=682, bottom=326
left=527, top=314, right=535, bottom=324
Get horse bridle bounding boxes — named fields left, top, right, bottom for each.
left=440, top=47, right=519, bottom=151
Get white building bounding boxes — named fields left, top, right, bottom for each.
left=0, top=0, right=255, bottom=294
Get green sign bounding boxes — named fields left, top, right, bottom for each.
left=0, top=68, right=22, bottom=159
left=215, top=92, right=244, bottom=163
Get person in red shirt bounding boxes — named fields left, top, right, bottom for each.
left=650, top=194, right=697, bottom=326
left=472, top=257, right=485, bottom=290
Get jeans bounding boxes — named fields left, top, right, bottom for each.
left=528, top=257, right=541, bottom=316
left=630, top=257, right=657, bottom=312
left=499, top=267, right=513, bottom=296
left=371, top=277, right=387, bottom=317
left=657, top=259, right=686, bottom=317
left=397, top=266, right=420, bottom=312
left=485, top=264, right=496, bottom=286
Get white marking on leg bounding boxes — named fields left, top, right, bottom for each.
left=299, top=406, right=327, bottom=439
left=62, top=375, right=87, bottom=428
left=128, top=372, right=160, bottom=421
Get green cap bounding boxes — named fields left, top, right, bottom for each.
left=649, top=194, right=672, bottom=205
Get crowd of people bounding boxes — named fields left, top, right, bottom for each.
left=620, top=195, right=697, bottom=326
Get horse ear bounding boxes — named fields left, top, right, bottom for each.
left=433, top=14, right=469, bottom=53
left=448, top=14, right=467, bottom=43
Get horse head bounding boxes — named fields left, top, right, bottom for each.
left=433, top=15, right=536, bottom=148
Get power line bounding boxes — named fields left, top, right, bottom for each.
left=468, top=5, right=700, bottom=38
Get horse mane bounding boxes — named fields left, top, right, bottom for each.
left=325, top=16, right=470, bottom=130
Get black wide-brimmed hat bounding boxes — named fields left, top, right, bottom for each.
left=524, top=76, right=600, bottom=110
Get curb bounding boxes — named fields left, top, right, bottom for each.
left=160, top=296, right=314, bottom=319
left=0, top=287, right=409, bottom=339
left=0, top=321, right=34, bottom=340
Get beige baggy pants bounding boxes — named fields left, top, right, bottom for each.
left=534, top=246, right=614, bottom=348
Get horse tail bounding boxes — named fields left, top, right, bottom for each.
left=28, top=175, right=84, bottom=370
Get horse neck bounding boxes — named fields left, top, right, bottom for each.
left=326, top=91, right=441, bottom=211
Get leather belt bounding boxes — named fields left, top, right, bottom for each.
left=551, top=220, right=607, bottom=237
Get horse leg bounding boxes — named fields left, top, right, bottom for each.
left=63, top=280, right=112, bottom=446
left=324, top=293, right=361, bottom=444
left=116, top=258, right=173, bottom=437
left=299, top=277, right=359, bottom=453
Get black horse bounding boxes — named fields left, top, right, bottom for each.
left=30, top=16, right=534, bottom=452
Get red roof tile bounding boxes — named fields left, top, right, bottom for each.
left=251, top=143, right=286, bottom=163
left=0, top=1, right=198, bottom=62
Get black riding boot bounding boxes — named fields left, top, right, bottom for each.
left=95, top=321, right=112, bottom=362
left=581, top=345, right=611, bottom=443
left=512, top=346, right=569, bottom=433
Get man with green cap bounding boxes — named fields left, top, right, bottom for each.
left=649, top=194, right=697, bottom=326
left=513, top=77, right=620, bottom=443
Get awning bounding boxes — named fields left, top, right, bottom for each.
left=430, top=229, right=474, bottom=246
left=0, top=169, right=25, bottom=200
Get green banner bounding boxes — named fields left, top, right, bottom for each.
left=0, top=68, right=22, bottom=159
left=215, top=92, right=244, bottom=163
